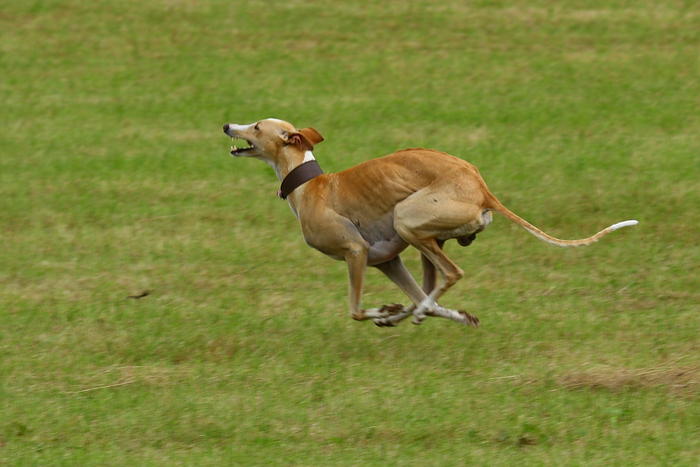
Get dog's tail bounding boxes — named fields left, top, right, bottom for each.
left=485, top=196, right=638, bottom=247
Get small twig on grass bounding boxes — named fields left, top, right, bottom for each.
left=65, top=379, right=136, bottom=394
left=127, top=290, right=151, bottom=299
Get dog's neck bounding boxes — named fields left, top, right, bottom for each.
left=273, top=148, right=323, bottom=215
left=278, top=160, right=323, bottom=200
left=273, top=148, right=316, bottom=180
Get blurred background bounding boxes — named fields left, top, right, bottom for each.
left=1, top=0, right=698, bottom=464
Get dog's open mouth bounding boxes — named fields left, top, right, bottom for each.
left=230, top=138, right=255, bottom=156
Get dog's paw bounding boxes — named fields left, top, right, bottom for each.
left=373, top=304, right=404, bottom=326
left=379, top=303, right=404, bottom=315
left=411, top=311, right=427, bottom=325
left=458, top=310, right=480, bottom=327
left=373, top=318, right=397, bottom=327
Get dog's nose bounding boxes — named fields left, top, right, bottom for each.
left=223, top=123, right=230, bottom=133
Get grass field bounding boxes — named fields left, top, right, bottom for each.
left=2, top=0, right=699, bottom=464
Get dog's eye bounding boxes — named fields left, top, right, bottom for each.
left=254, top=123, right=260, bottom=131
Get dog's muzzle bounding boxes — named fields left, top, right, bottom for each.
left=223, top=123, right=256, bottom=156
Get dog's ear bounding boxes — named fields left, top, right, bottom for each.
left=298, top=127, right=324, bottom=146
left=283, top=127, right=324, bottom=150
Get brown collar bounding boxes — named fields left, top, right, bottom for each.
left=278, top=160, right=324, bottom=199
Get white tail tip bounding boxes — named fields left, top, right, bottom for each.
left=609, top=220, right=639, bottom=231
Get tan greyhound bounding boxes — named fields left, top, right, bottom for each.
left=223, top=118, right=637, bottom=327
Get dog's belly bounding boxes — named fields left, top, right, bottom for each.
left=367, top=236, right=408, bottom=265
left=353, top=213, right=408, bottom=265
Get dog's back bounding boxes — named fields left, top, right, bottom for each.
left=324, top=148, right=488, bottom=215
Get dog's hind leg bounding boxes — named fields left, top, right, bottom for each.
left=420, top=239, right=444, bottom=294
left=371, top=256, right=425, bottom=326
left=394, top=194, right=486, bottom=325
left=409, top=238, right=464, bottom=324
left=372, top=254, right=479, bottom=327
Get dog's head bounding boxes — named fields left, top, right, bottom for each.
left=223, top=118, right=324, bottom=167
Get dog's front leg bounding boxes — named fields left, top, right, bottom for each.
left=344, top=246, right=403, bottom=322
left=345, top=246, right=369, bottom=321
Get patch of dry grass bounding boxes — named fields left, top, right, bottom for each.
left=560, top=364, right=699, bottom=395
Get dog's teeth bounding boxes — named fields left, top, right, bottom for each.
left=231, top=145, right=238, bottom=151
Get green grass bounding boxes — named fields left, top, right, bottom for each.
left=2, top=0, right=699, bottom=464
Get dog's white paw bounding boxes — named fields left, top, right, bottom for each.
left=411, top=310, right=427, bottom=325
left=361, top=304, right=403, bottom=320
left=427, top=306, right=480, bottom=327
left=372, top=304, right=412, bottom=327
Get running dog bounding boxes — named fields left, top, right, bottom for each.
left=223, top=118, right=637, bottom=327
